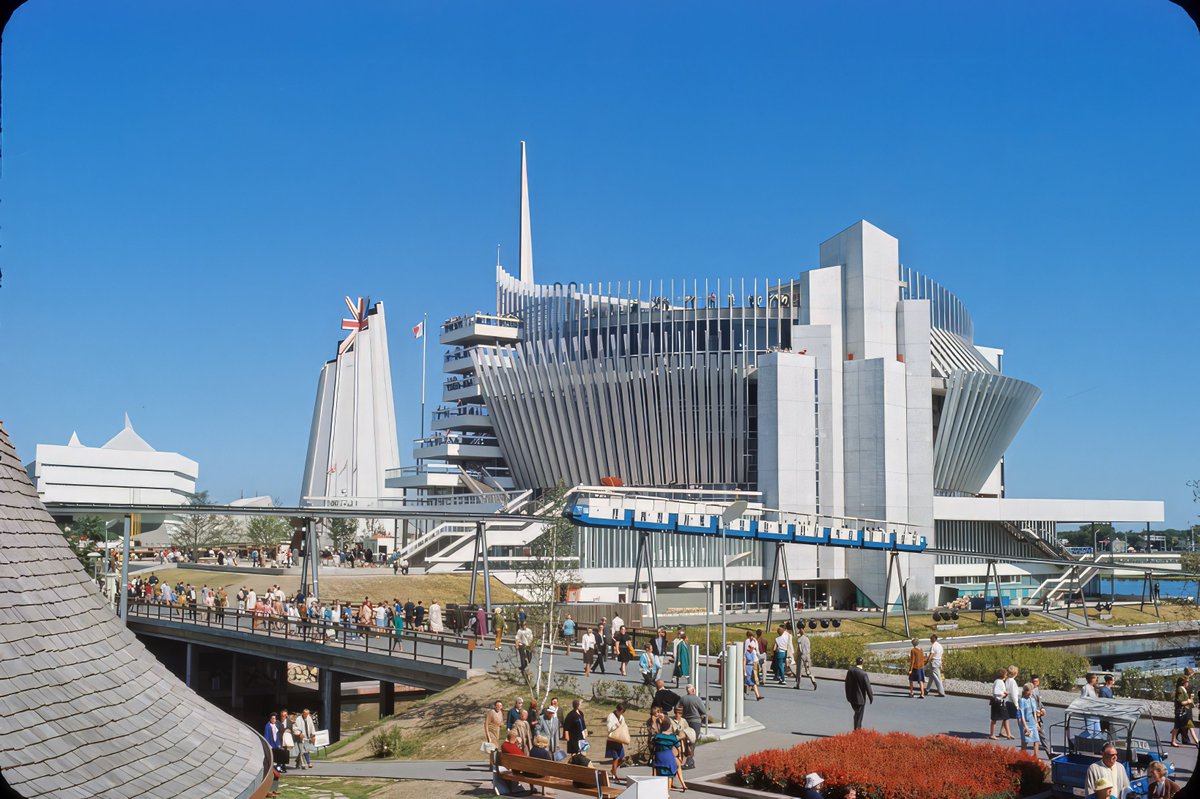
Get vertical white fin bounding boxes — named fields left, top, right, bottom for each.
left=519, top=141, right=534, bottom=284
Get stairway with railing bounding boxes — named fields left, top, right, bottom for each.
left=423, top=492, right=562, bottom=573
left=998, top=520, right=1070, bottom=561
left=1027, top=551, right=1107, bottom=606
left=396, top=489, right=535, bottom=565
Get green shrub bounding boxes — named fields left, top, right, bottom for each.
left=367, top=727, right=419, bottom=758
left=1116, top=667, right=1173, bottom=701
left=809, top=635, right=867, bottom=669
left=941, top=645, right=1088, bottom=692
left=592, top=679, right=654, bottom=709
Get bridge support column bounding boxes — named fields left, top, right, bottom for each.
left=185, top=643, right=199, bottom=690
left=321, top=669, right=342, bottom=743
left=230, top=653, right=243, bottom=712
left=631, top=531, right=659, bottom=630
left=881, top=550, right=911, bottom=638
left=469, top=522, right=493, bottom=615
left=379, top=682, right=395, bottom=719
left=764, top=543, right=797, bottom=636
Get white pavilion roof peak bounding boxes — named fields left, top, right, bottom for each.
left=519, top=141, right=534, bottom=284
left=102, top=413, right=156, bottom=452
left=67, top=431, right=83, bottom=447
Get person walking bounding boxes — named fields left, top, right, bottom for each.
left=563, top=699, right=588, bottom=754
left=264, top=713, right=286, bottom=773
left=844, top=657, right=873, bottom=730
left=678, top=685, right=706, bottom=769
left=794, top=627, right=817, bottom=690
left=926, top=633, right=945, bottom=697
left=581, top=627, right=596, bottom=675
left=474, top=605, right=487, bottom=643
left=1018, top=683, right=1041, bottom=758
left=484, top=701, right=504, bottom=749
left=744, top=638, right=763, bottom=701
left=516, top=620, right=534, bottom=671
left=1170, top=674, right=1197, bottom=746
left=493, top=606, right=507, bottom=650
left=506, top=698, right=524, bottom=730
left=429, top=600, right=443, bottom=634
left=908, top=638, right=927, bottom=699
left=593, top=623, right=609, bottom=674
left=1003, top=666, right=1020, bottom=739
left=990, top=668, right=1010, bottom=739
left=561, top=614, right=576, bottom=655
left=535, top=707, right=560, bottom=754
left=639, top=643, right=659, bottom=686
left=772, top=625, right=791, bottom=685
left=605, top=704, right=630, bottom=783
left=294, top=708, right=317, bottom=769
left=1031, top=674, right=1047, bottom=739
left=615, top=626, right=634, bottom=676
left=673, top=630, right=692, bottom=688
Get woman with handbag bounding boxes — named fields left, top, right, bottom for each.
left=605, top=704, right=630, bottom=783
left=614, top=626, right=634, bottom=676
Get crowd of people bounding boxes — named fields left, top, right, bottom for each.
left=484, top=682, right=708, bottom=793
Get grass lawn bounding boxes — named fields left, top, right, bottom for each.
left=277, top=777, right=479, bottom=799
left=1088, top=602, right=1200, bottom=626
left=278, top=777, right=390, bottom=799
left=683, top=610, right=1069, bottom=653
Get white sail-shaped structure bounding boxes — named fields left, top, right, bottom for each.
left=301, top=297, right=400, bottom=505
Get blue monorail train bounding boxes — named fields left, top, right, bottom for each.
left=564, top=499, right=927, bottom=552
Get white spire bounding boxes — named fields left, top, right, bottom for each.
left=519, top=141, right=534, bottom=284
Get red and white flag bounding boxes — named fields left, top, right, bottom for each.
left=412, top=320, right=425, bottom=339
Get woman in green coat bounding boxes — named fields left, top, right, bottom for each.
left=672, top=629, right=692, bottom=687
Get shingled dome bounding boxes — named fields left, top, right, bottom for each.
left=0, top=420, right=272, bottom=798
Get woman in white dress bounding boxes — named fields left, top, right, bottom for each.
left=429, top=601, right=443, bottom=634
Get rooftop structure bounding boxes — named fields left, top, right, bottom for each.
left=0, top=420, right=271, bottom=798
left=300, top=296, right=401, bottom=507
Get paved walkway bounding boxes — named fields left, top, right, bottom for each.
left=305, top=662, right=1199, bottom=789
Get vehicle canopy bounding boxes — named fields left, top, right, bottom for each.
left=1063, top=697, right=1153, bottom=725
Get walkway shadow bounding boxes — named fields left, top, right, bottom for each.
left=945, top=730, right=999, bottom=740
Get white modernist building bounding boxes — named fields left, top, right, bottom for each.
left=389, top=144, right=1163, bottom=609
left=300, top=296, right=402, bottom=507
left=25, top=415, right=200, bottom=545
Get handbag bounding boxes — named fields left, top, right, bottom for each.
left=608, top=721, right=631, bottom=745
left=282, top=730, right=295, bottom=748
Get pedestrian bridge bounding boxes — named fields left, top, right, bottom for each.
left=124, top=600, right=479, bottom=692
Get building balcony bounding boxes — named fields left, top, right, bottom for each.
left=413, top=433, right=504, bottom=461
left=440, top=313, right=522, bottom=346
left=443, top=345, right=511, bottom=374
left=431, top=405, right=493, bottom=432
left=443, top=376, right=484, bottom=403
left=385, top=463, right=516, bottom=491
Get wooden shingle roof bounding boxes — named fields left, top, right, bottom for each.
left=0, top=420, right=267, bottom=798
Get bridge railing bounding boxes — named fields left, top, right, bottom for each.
left=127, top=600, right=475, bottom=669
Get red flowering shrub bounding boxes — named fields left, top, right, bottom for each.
left=735, top=730, right=1048, bottom=799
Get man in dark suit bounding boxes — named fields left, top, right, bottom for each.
left=844, top=656, right=874, bottom=730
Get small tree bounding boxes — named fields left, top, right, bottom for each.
left=517, top=483, right=580, bottom=703
left=170, top=490, right=231, bottom=561
left=245, top=516, right=292, bottom=555
left=327, top=517, right=359, bottom=552
left=59, top=515, right=106, bottom=570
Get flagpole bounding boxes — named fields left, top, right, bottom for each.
left=420, top=312, right=427, bottom=440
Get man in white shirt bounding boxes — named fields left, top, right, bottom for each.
left=772, top=626, right=792, bottom=685
left=1085, top=743, right=1132, bottom=798
left=515, top=621, right=535, bottom=671
left=926, top=634, right=945, bottom=697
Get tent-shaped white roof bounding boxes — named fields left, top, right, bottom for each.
left=101, top=413, right=155, bottom=453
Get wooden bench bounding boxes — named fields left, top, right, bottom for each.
left=491, top=751, right=622, bottom=799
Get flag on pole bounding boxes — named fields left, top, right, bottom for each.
left=412, top=320, right=425, bottom=339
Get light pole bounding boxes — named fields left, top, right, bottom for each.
left=719, top=500, right=748, bottom=653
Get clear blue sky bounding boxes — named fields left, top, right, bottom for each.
left=0, top=1, right=1196, bottom=528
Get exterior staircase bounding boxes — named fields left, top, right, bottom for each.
left=397, top=490, right=533, bottom=562
left=1027, top=552, right=1106, bottom=606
